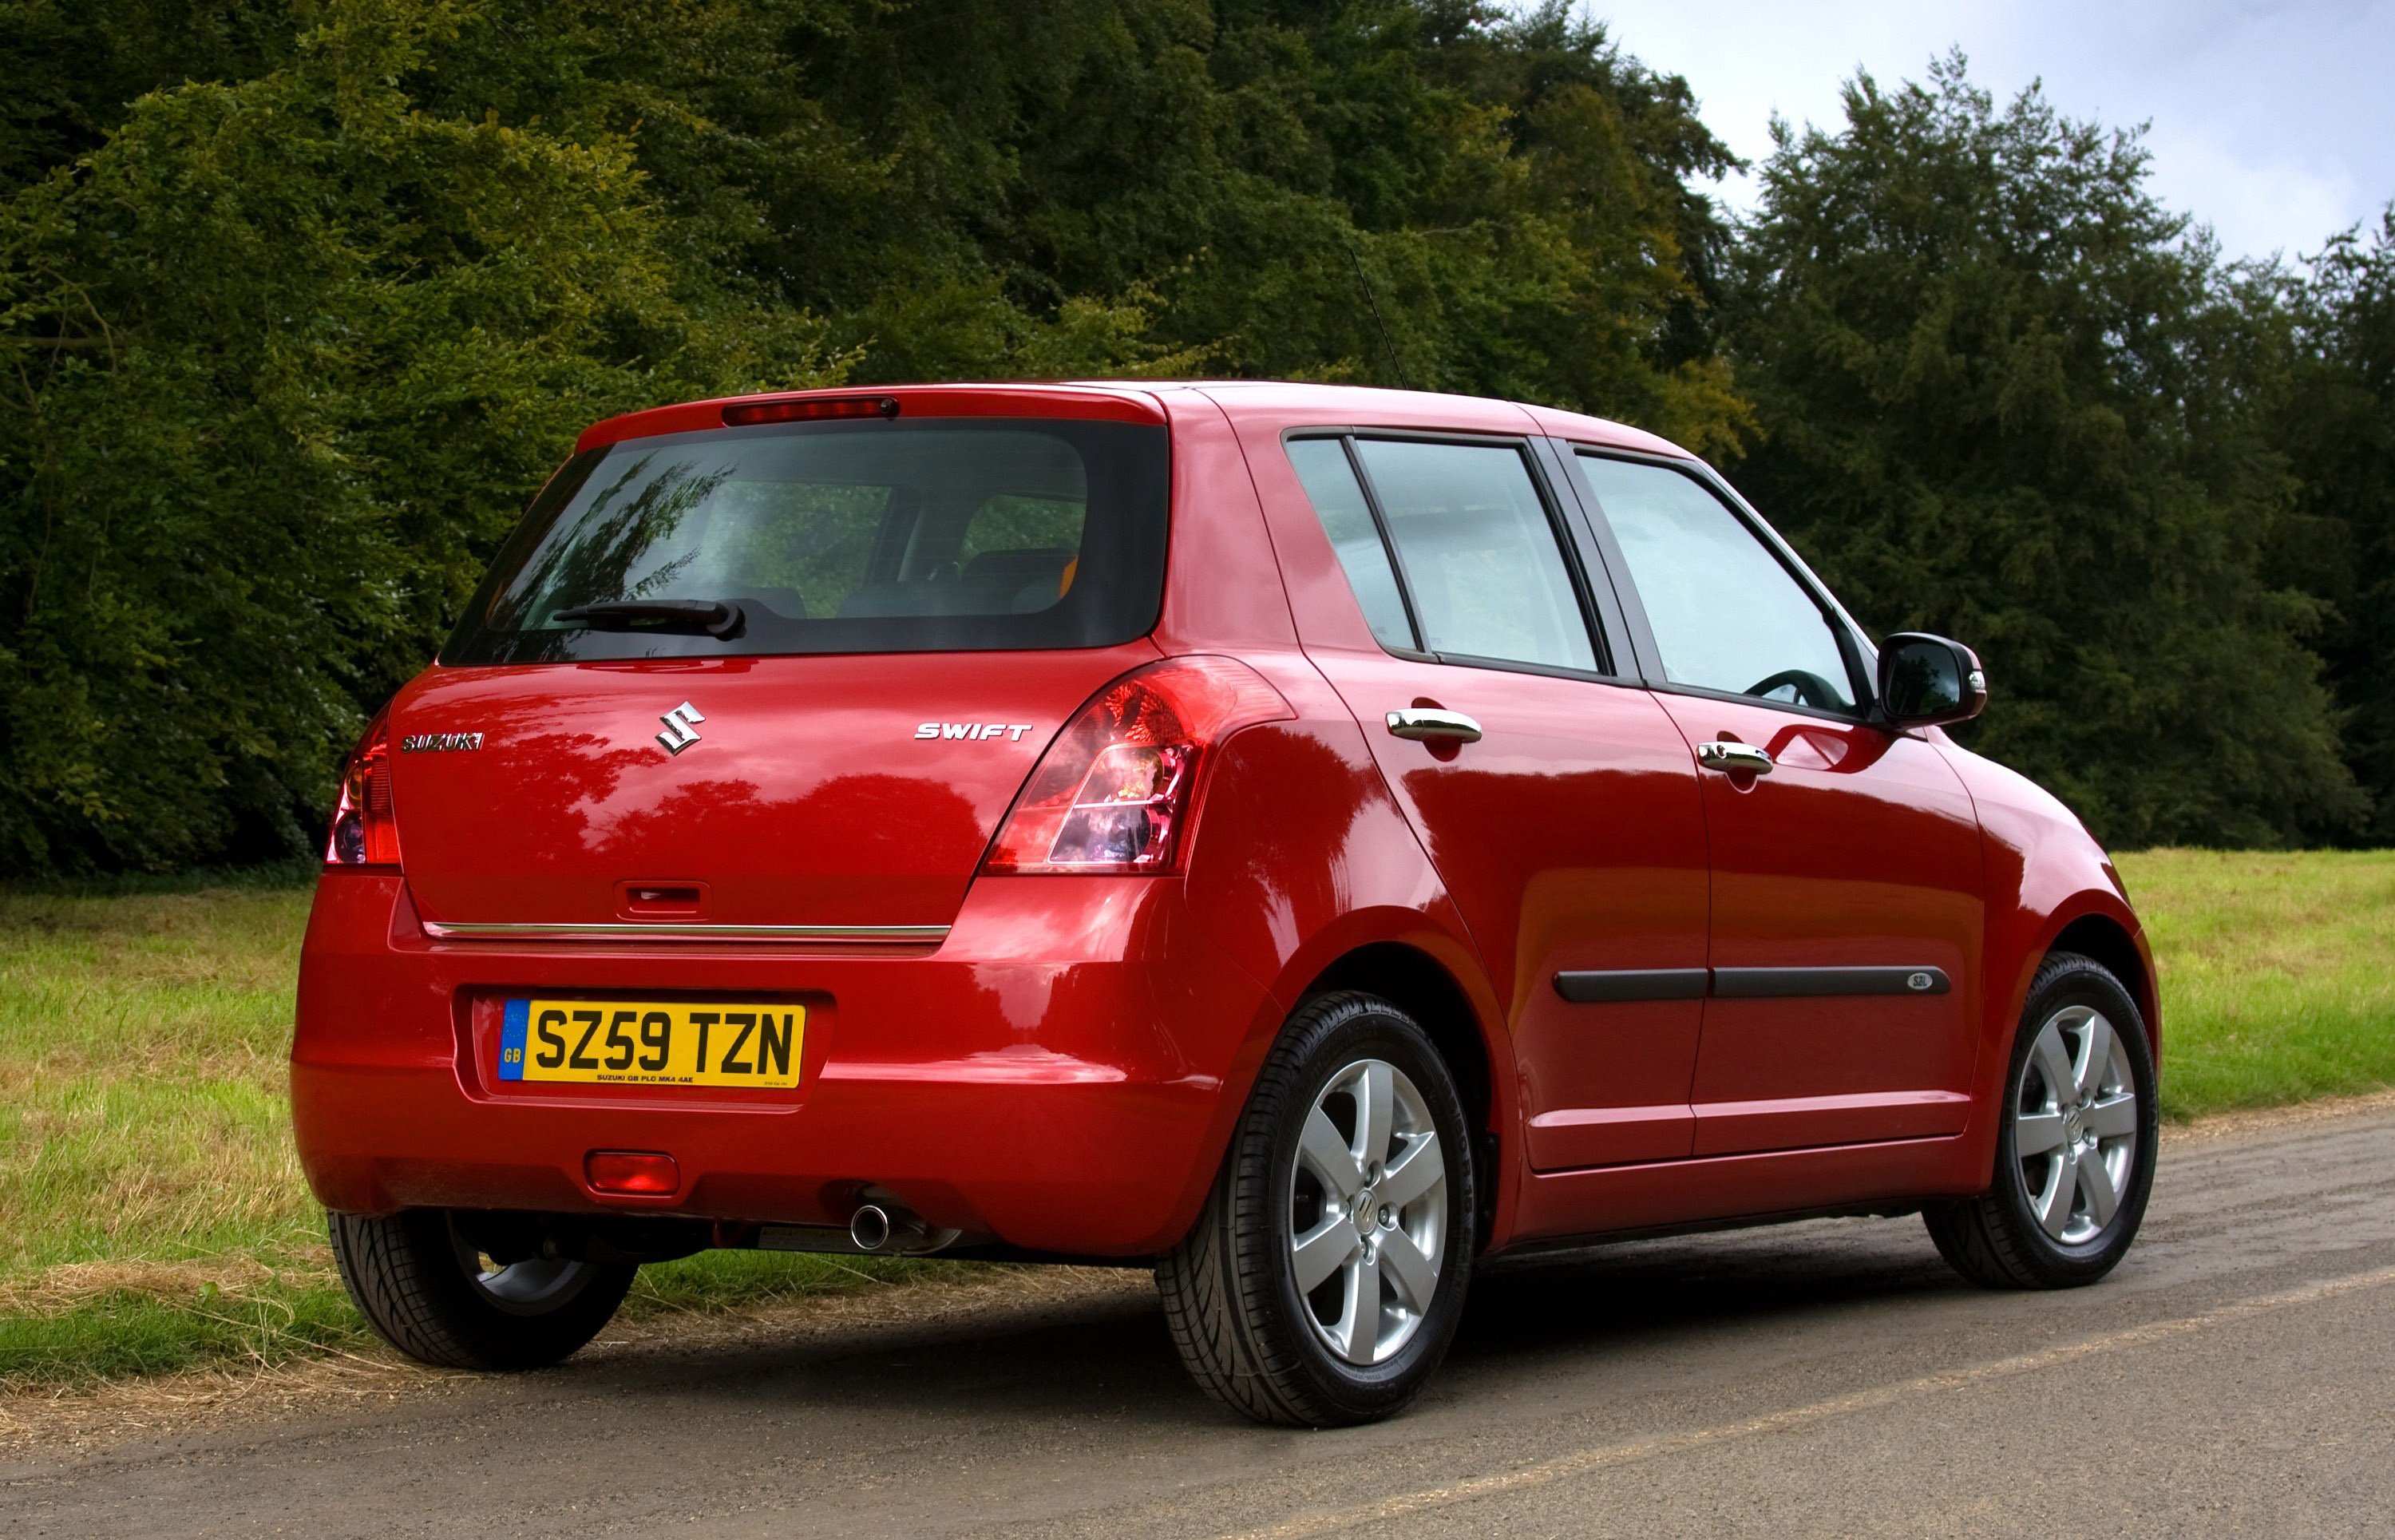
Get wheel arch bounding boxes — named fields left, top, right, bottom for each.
left=1294, top=940, right=1506, bottom=1249
left=2047, top=911, right=2158, bottom=1053
left=1298, top=942, right=1494, bottom=1144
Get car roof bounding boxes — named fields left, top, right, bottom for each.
left=574, top=380, right=1692, bottom=461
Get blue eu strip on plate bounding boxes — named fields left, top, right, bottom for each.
left=499, top=998, right=528, bottom=1081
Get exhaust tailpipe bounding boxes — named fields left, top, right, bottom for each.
left=850, top=1202, right=939, bottom=1253
left=754, top=1203, right=964, bottom=1257
left=849, top=1203, right=894, bottom=1252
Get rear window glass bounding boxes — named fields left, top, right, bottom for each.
left=441, top=419, right=1168, bottom=663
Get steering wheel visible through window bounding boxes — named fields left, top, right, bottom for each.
left=1745, top=668, right=1849, bottom=712
left=1577, top=454, right=1859, bottom=716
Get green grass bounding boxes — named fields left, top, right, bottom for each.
left=0, top=876, right=946, bottom=1392
left=2116, top=849, right=2395, bottom=1118
left=2, top=851, right=2389, bottom=1391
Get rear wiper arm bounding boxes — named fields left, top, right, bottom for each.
left=551, top=599, right=745, bottom=639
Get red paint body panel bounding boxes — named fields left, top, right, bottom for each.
left=293, top=381, right=2152, bottom=1264
left=294, top=870, right=1279, bottom=1253
left=1650, top=695, right=1985, bottom=1158
left=390, top=647, right=1158, bottom=929
left=1223, top=398, right=1710, bottom=1174
left=1320, top=654, right=1711, bottom=1171
left=1932, top=740, right=2157, bottom=1190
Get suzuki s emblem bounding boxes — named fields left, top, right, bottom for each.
left=656, top=701, right=706, bottom=755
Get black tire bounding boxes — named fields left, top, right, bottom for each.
left=1156, top=992, right=1475, bottom=1427
left=329, top=1208, right=636, bottom=1370
left=1925, top=952, right=2159, bottom=1289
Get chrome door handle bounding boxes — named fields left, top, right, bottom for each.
left=1696, top=740, right=1774, bottom=775
left=1387, top=708, right=1484, bottom=744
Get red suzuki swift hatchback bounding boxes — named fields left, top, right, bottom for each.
left=294, top=382, right=2158, bottom=1426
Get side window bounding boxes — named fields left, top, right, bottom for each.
left=1286, top=438, right=1415, bottom=652
left=1350, top=440, right=1597, bottom=672
left=1578, top=453, right=1858, bottom=714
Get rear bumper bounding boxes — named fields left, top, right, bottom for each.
left=291, top=872, right=1280, bottom=1257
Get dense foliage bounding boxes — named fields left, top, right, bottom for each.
left=1722, top=60, right=2365, bottom=846
left=2267, top=214, right=2395, bottom=841
left=0, top=3, right=2386, bottom=869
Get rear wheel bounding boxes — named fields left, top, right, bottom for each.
left=1926, top=952, right=2158, bottom=1289
left=329, top=1209, right=635, bottom=1370
left=1157, top=992, right=1475, bottom=1427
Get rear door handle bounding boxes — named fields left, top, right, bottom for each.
left=1387, top=708, right=1484, bottom=744
left=1696, top=740, right=1774, bottom=775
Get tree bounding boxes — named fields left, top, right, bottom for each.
left=1723, top=55, right=2364, bottom=847
left=0, top=0, right=1754, bottom=872
left=2273, top=212, right=2395, bottom=839
left=0, top=1, right=835, bottom=870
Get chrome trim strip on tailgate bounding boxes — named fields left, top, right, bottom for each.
left=421, top=921, right=949, bottom=944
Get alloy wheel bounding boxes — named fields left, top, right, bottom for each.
left=2012, top=1004, right=2140, bottom=1245
left=1287, top=1057, right=1448, bottom=1366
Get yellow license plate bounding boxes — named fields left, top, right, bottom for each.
left=499, top=999, right=803, bottom=1088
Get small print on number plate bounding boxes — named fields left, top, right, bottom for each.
left=500, top=1000, right=803, bottom=1088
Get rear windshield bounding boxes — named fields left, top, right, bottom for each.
left=441, top=418, right=1169, bottom=663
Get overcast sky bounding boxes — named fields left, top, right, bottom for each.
left=1579, top=1, right=2395, bottom=265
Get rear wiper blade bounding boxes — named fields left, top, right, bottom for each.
left=551, top=599, right=745, bottom=639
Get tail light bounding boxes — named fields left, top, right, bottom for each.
left=324, top=711, right=402, bottom=869
left=983, top=656, right=1293, bottom=874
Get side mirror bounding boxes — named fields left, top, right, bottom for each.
left=1877, top=632, right=1987, bottom=727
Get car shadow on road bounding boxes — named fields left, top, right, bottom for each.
left=1458, top=1213, right=1964, bottom=1359
left=528, top=1215, right=1969, bottom=1431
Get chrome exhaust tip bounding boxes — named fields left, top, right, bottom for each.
left=849, top=1203, right=894, bottom=1253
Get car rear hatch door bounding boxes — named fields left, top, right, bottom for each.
left=390, top=647, right=1158, bottom=929
left=385, top=393, right=1172, bottom=932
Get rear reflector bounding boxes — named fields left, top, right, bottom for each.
left=586, top=1150, right=680, bottom=1197
left=722, top=394, right=900, bottom=427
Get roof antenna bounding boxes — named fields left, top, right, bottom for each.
left=1344, top=239, right=1413, bottom=391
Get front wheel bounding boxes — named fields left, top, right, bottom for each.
left=1926, top=952, right=2159, bottom=1289
left=1157, top=992, right=1475, bottom=1427
left=329, top=1209, right=635, bottom=1370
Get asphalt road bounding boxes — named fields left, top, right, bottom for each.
left=8, top=1104, right=2394, bottom=1538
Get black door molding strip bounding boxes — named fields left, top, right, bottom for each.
left=1554, top=964, right=1950, bottom=1004
left=1551, top=968, right=1709, bottom=1004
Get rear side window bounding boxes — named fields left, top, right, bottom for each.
left=1287, top=433, right=1598, bottom=674
left=442, top=419, right=1167, bottom=663
left=1285, top=439, right=1415, bottom=652
left=1578, top=453, right=1859, bottom=714
left=1352, top=440, right=1595, bottom=672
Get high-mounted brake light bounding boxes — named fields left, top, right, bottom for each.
left=983, top=657, right=1293, bottom=875
left=324, top=711, right=402, bottom=869
left=722, top=394, right=901, bottom=427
